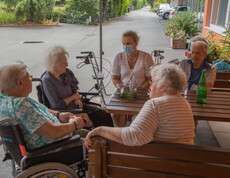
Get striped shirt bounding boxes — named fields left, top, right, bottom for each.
left=121, top=94, right=195, bottom=146
left=112, top=51, right=154, bottom=87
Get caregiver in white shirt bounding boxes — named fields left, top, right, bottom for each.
left=112, top=30, right=154, bottom=89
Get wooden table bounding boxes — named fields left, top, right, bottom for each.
left=106, top=89, right=230, bottom=127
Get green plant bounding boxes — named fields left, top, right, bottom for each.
left=206, top=30, right=221, bottom=62
left=116, top=90, right=137, bottom=100
left=0, top=9, right=16, bottom=24
left=169, top=27, right=186, bottom=39
left=219, top=25, right=230, bottom=61
left=14, top=0, right=55, bottom=23
left=164, top=11, right=200, bottom=37
left=53, top=6, right=64, bottom=21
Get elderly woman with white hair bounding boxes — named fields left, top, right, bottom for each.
left=42, top=46, right=114, bottom=128
left=0, top=62, right=85, bottom=150
left=85, top=64, right=195, bottom=149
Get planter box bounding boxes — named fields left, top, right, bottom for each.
left=170, top=38, right=186, bottom=49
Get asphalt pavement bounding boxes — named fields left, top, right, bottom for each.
left=0, top=6, right=187, bottom=177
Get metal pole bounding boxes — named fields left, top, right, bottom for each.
left=99, top=0, right=103, bottom=72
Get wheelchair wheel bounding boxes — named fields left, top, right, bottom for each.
left=16, top=162, right=79, bottom=178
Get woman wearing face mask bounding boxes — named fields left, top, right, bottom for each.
left=112, top=30, right=154, bottom=89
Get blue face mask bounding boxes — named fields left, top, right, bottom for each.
left=123, top=45, right=134, bottom=54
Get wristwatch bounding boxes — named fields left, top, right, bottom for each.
left=73, top=121, right=79, bottom=131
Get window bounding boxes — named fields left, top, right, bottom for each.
left=208, top=0, right=230, bottom=34
left=211, top=0, right=229, bottom=27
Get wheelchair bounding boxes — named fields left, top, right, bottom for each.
left=0, top=118, right=87, bottom=178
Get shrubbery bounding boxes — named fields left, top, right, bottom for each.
left=164, top=11, right=200, bottom=37
left=14, top=0, right=54, bottom=23
left=0, top=9, right=16, bottom=24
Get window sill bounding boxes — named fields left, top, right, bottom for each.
left=204, top=25, right=226, bottom=36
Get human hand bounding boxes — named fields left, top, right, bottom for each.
left=72, top=93, right=81, bottom=100
left=187, top=52, right=192, bottom=59
left=75, top=99, right=83, bottom=109
left=59, top=112, right=75, bottom=123
left=85, top=128, right=100, bottom=149
left=69, top=116, right=85, bottom=129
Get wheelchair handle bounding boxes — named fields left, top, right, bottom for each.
left=76, top=55, right=88, bottom=59
left=81, top=51, right=92, bottom=54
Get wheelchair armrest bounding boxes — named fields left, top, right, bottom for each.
left=78, top=91, right=100, bottom=96
left=27, top=134, right=81, bottom=158
left=54, top=109, right=84, bottom=114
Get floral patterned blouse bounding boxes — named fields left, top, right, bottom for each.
left=0, top=93, right=67, bottom=150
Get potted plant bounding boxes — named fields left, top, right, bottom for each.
left=164, top=11, right=200, bottom=49
left=169, top=27, right=187, bottom=49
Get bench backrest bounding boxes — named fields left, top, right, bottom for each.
left=89, top=137, right=230, bottom=178
left=213, top=72, right=230, bottom=91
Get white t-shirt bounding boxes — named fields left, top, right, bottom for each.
left=112, top=51, right=154, bottom=87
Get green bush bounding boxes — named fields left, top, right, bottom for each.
left=0, top=9, right=16, bottom=24
left=53, top=6, right=64, bottom=21
left=63, top=0, right=99, bottom=24
left=164, top=11, right=200, bottom=37
left=153, top=2, right=159, bottom=7
left=14, top=0, right=54, bottom=23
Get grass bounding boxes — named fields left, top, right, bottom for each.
left=0, top=8, right=16, bottom=24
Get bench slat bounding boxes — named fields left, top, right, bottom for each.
left=107, top=154, right=230, bottom=177
left=216, top=72, right=230, bottom=80
left=108, top=166, right=192, bottom=178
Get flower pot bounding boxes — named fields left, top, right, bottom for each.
left=170, top=38, right=187, bottom=49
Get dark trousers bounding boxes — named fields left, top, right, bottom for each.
left=83, top=104, right=114, bottom=127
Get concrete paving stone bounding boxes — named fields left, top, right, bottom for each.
left=209, top=121, right=230, bottom=132
left=214, top=133, right=230, bottom=149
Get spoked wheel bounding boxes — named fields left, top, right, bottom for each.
left=16, top=162, right=79, bottom=178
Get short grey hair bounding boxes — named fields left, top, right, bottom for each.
left=44, top=46, right=69, bottom=72
left=0, top=62, right=27, bottom=92
left=191, top=35, right=208, bottom=45
left=151, top=64, right=187, bottom=92
left=191, top=41, right=209, bottom=56
left=122, top=30, right=140, bottom=43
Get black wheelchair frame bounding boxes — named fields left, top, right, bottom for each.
left=0, top=118, right=87, bottom=177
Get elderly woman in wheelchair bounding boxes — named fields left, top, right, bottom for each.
left=0, top=62, right=87, bottom=177
left=41, top=46, right=114, bottom=128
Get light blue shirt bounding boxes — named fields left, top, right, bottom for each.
left=0, top=93, right=67, bottom=150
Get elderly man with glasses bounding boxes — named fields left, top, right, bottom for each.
left=180, top=41, right=217, bottom=90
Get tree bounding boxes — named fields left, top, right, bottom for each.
left=14, top=0, right=55, bottom=23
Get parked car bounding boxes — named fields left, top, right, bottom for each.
left=157, top=4, right=170, bottom=15
left=159, top=8, right=173, bottom=19
left=169, top=6, right=190, bottom=19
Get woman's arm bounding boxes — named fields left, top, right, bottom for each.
left=142, top=53, right=154, bottom=88
left=85, top=126, right=123, bottom=149
left=63, top=93, right=80, bottom=106
left=112, top=75, right=123, bottom=87
left=35, top=117, right=85, bottom=139
left=141, top=76, right=151, bottom=88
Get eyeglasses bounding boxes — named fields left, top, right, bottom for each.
left=23, top=75, right=33, bottom=80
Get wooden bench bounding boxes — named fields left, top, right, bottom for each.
left=88, top=137, right=230, bottom=178
left=212, top=72, right=230, bottom=91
